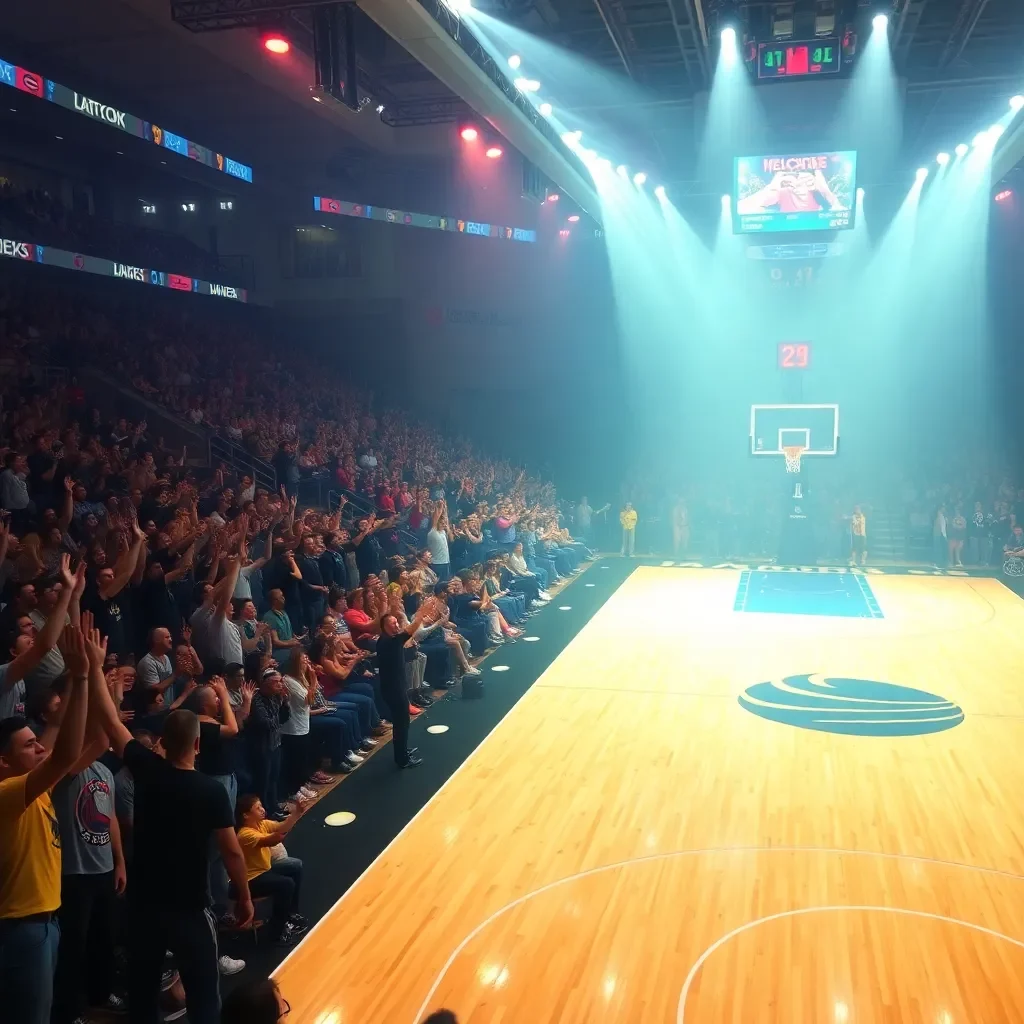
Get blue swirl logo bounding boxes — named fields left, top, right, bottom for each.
left=738, top=673, right=964, bottom=736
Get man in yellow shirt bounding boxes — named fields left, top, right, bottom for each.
left=620, top=502, right=638, bottom=557
left=0, top=625, right=90, bottom=1024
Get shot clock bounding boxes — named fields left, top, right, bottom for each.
left=778, top=342, right=811, bottom=369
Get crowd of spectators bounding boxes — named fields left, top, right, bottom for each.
left=0, top=278, right=597, bottom=1024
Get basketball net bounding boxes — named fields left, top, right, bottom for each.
left=783, top=445, right=805, bottom=474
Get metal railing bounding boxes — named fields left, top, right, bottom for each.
left=208, top=435, right=277, bottom=493
left=328, top=488, right=421, bottom=551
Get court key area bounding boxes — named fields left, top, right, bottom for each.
left=276, top=565, right=1024, bottom=1023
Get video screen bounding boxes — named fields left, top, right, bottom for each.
left=734, top=151, right=856, bottom=234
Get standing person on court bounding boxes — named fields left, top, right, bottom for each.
left=377, top=603, right=431, bottom=769
left=619, top=501, right=638, bottom=558
left=82, top=618, right=254, bottom=1024
left=850, top=505, right=868, bottom=566
left=0, top=624, right=90, bottom=1024
left=672, top=497, right=690, bottom=558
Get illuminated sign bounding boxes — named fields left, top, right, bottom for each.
left=0, top=56, right=252, bottom=183
left=0, top=235, right=247, bottom=302
left=74, top=94, right=127, bottom=128
left=313, top=196, right=536, bottom=243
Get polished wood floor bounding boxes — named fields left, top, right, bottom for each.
left=274, top=567, right=1024, bottom=1023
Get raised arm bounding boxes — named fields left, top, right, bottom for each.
left=214, top=555, right=242, bottom=620
left=58, top=476, right=75, bottom=533
left=82, top=615, right=134, bottom=759
left=165, top=543, right=195, bottom=585
left=23, top=626, right=90, bottom=807
left=210, top=677, right=239, bottom=737
left=101, top=524, right=145, bottom=599
left=5, top=558, right=83, bottom=688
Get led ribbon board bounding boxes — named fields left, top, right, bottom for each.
left=0, top=56, right=252, bottom=183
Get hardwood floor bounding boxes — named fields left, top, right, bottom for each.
left=275, top=567, right=1024, bottom=1023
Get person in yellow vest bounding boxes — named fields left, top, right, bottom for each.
left=850, top=505, right=868, bottom=566
left=0, top=625, right=91, bottom=1024
left=620, top=502, right=638, bottom=557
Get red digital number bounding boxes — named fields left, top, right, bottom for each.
left=779, top=343, right=810, bottom=369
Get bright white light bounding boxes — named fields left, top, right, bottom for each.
left=1011, top=95, right=1024, bottom=112
left=538, top=102, right=553, bottom=117
left=507, top=54, right=521, bottom=69
left=442, top=0, right=473, bottom=12
left=936, top=151, right=950, bottom=165
left=513, top=77, right=540, bottom=92
left=872, top=13, right=888, bottom=31
left=561, top=129, right=583, bottom=146
left=616, top=165, right=629, bottom=178
left=973, top=132, right=988, bottom=147
left=721, top=194, right=731, bottom=205
left=856, top=187, right=865, bottom=201
left=375, top=103, right=385, bottom=114
left=654, top=184, right=666, bottom=198
left=633, top=171, right=647, bottom=186
left=596, top=157, right=612, bottom=172
left=955, top=143, right=969, bottom=157
left=989, top=123, right=1006, bottom=140
left=720, top=25, right=737, bottom=66
left=579, top=147, right=597, bottom=162
left=916, top=167, right=928, bottom=180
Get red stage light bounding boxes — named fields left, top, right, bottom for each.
left=995, top=189, right=1013, bottom=202
left=264, top=36, right=290, bottom=54
left=485, top=146, right=503, bottom=159
left=548, top=193, right=560, bottom=202
left=559, top=229, right=570, bottom=238
left=567, top=214, right=580, bottom=222
left=460, top=126, right=479, bottom=142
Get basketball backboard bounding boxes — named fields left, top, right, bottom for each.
left=750, top=404, right=839, bottom=456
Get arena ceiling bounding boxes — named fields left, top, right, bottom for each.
left=1, top=0, right=1021, bottom=207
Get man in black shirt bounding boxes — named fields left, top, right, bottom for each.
left=294, top=534, right=329, bottom=635
left=84, top=524, right=145, bottom=661
left=89, top=635, right=252, bottom=1024
left=377, top=603, right=430, bottom=769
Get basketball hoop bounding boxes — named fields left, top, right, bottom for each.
left=783, top=445, right=805, bottom=474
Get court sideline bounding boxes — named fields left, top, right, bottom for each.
left=275, top=565, right=1024, bottom=1023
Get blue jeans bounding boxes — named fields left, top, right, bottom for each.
left=0, top=914, right=61, bottom=1024
left=309, top=710, right=359, bottom=767
left=330, top=690, right=376, bottom=734
left=252, top=744, right=282, bottom=812
left=208, top=773, right=237, bottom=914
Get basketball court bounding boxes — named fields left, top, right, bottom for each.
left=274, top=563, right=1024, bottom=1023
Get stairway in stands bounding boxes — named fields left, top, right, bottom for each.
left=868, top=507, right=907, bottom=562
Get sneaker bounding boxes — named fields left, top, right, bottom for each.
left=329, top=761, right=353, bottom=774
left=310, top=771, right=333, bottom=785
left=218, top=955, right=246, bottom=976
left=538, top=591, right=552, bottom=601
left=344, top=750, right=365, bottom=765
left=463, top=666, right=482, bottom=677
left=94, top=994, right=128, bottom=1014
left=399, top=754, right=424, bottom=769
left=276, top=920, right=309, bottom=947
left=288, top=912, right=310, bottom=927
left=408, top=703, right=424, bottom=716
left=359, top=737, right=378, bottom=750
left=162, top=1010, right=188, bottom=1023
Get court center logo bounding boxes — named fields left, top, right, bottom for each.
left=738, top=673, right=964, bottom=736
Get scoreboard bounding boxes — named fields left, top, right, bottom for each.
left=757, top=38, right=841, bottom=79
